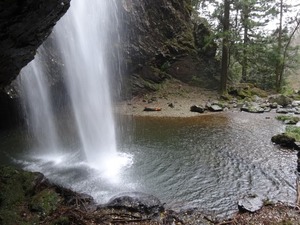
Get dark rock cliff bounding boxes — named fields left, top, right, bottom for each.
left=120, top=0, right=219, bottom=95
left=0, top=0, right=70, bottom=90
left=0, top=0, right=218, bottom=105
left=0, top=0, right=70, bottom=128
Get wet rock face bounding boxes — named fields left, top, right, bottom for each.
left=120, top=0, right=218, bottom=95
left=105, top=192, right=163, bottom=215
left=0, top=0, right=70, bottom=90
left=238, top=195, right=264, bottom=213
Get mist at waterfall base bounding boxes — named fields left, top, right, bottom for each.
left=10, top=0, right=297, bottom=217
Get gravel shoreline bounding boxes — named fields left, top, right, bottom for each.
left=115, top=81, right=220, bottom=117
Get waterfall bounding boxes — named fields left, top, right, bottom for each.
left=20, top=46, right=60, bottom=153
left=20, top=0, right=132, bottom=180
left=53, top=0, right=118, bottom=169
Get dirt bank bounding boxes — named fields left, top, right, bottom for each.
left=116, top=79, right=221, bottom=117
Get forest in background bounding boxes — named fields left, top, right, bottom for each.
left=191, top=0, right=300, bottom=94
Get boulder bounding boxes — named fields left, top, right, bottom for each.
left=105, top=192, right=163, bottom=215
left=270, top=102, right=278, bottom=109
left=241, top=102, right=264, bottom=113
left=190, top=105, right=205, bottom=113
left=238, top=195, right=264, bottom=213
left=264, top=107, right=271, bottom=112
left=276, top=108, right=289, bottom=114
left=268, top=95, right=292, bottom=107
left=271, top=134, right=300, bottom=150
left=292, top=101, right=300, bottom=107
left=208, top=104, right=223, bottom=112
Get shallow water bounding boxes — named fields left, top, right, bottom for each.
left=0, top=112, right=297, bottom=217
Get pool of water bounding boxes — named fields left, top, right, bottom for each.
left=0, top=112, right=297, bottom=217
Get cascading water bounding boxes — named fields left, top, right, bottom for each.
left=54, top=0, right=120, bottom=170
left=20, top=46, right=60, bottom=153
left=19, top=0, right=133, bottom=197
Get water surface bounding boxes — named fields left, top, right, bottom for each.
left=0, top=112, right=297, bottom=217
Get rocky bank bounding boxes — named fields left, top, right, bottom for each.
left=1, top=166, right=300, bottom=225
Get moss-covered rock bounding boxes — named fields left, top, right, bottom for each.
left=0, top=166, right=43, bottom=225
left=269, top=94, right=292, bottom=107
left=228, top=83, right=268, bottom=99
left=29, top=189, right=61, bottom=217
left=276, top=115, right=300, bottom=125
left=271, top=133, right=300, bottom=150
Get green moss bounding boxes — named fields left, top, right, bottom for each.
left=178, top=28, right=195, bottom=49
left=29, top=189, right=61, bottom=217
left=251, top=87, right=268, bottom=98
left=276, top=115, right=300, bottom=124
left=165, top=28, right=196, bottom=55
left=237, top=89, right=251, bottom=99
left=285, top=126, right=300, bottom=142
left=150, top=66, right=170, bottom=79
left=0, top=166, right=35, bottom=203
left=229, top=84, right=268, bottom=99
left=281, top=85, right=294, bottom=96
left=0, top=166, right=38, bottom=225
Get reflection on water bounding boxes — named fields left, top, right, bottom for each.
left=0, top=112, right=297, bottom=217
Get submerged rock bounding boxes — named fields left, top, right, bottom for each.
left=238, top=195, right=264, bottom=213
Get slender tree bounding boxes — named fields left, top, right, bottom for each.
left=275, top=0, right=283, bottom=92
left=241, top=0, right=250, bottom=82
left=220, top=0, right=230, bottom=93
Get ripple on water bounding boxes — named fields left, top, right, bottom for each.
left=1, top=112, right=297, bottom=217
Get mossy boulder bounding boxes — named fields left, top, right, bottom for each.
left=0, top=166, right=43, bottom=225
left=29, top=189, right=61, bottom=217
left=228, top=83, right=268, bottom=99
left=241, top=102, right=265, bottom=113
left=276, top=115, right=300, bottom=125
left=271, top=133, right=300, bottom=150
left=269, top=94, right=292, bottom=107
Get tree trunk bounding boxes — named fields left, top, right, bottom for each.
left=220, top=0, right=230, bottom=94
left=275, top=0, right=283, bottom=92
left=242, top=3, right=249, bottom=82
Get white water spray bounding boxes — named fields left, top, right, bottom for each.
left=20, top=46, right=60, bottom=153
left=54, top=0, right=119, bottom=169
left=20, top=0, right=132, bottom=182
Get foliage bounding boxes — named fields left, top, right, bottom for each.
left=196, top=0, right=300, bottom=92
left=276, top=115, right=300, bottom=123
